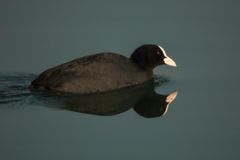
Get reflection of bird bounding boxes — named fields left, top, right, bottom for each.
left=30, top=45, right=176, bottom=94
left=133, top=91, right=178, bottom=118
left=39, top=80, right=178, bottom=118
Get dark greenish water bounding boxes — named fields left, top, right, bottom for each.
left=1, top=0, right=240, bottom=160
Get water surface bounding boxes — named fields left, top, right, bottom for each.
left=1, top=0, right=240, bottom=160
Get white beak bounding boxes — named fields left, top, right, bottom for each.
left=164, top=56, right=177, bottom=67
left=158, top=45, right=177, bottom=67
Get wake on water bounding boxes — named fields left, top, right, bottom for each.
left=0, top=73, right=36, bottom=106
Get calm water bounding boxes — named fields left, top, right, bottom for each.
left=1, top=0, right=240, bottom=160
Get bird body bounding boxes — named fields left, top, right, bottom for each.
left=30, top=45, right=176, bottom=94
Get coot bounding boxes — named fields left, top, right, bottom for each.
left=30, top=44, right=176, bottom=94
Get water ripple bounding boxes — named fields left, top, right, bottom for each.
left=0, top=73, right=36, bottom=105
